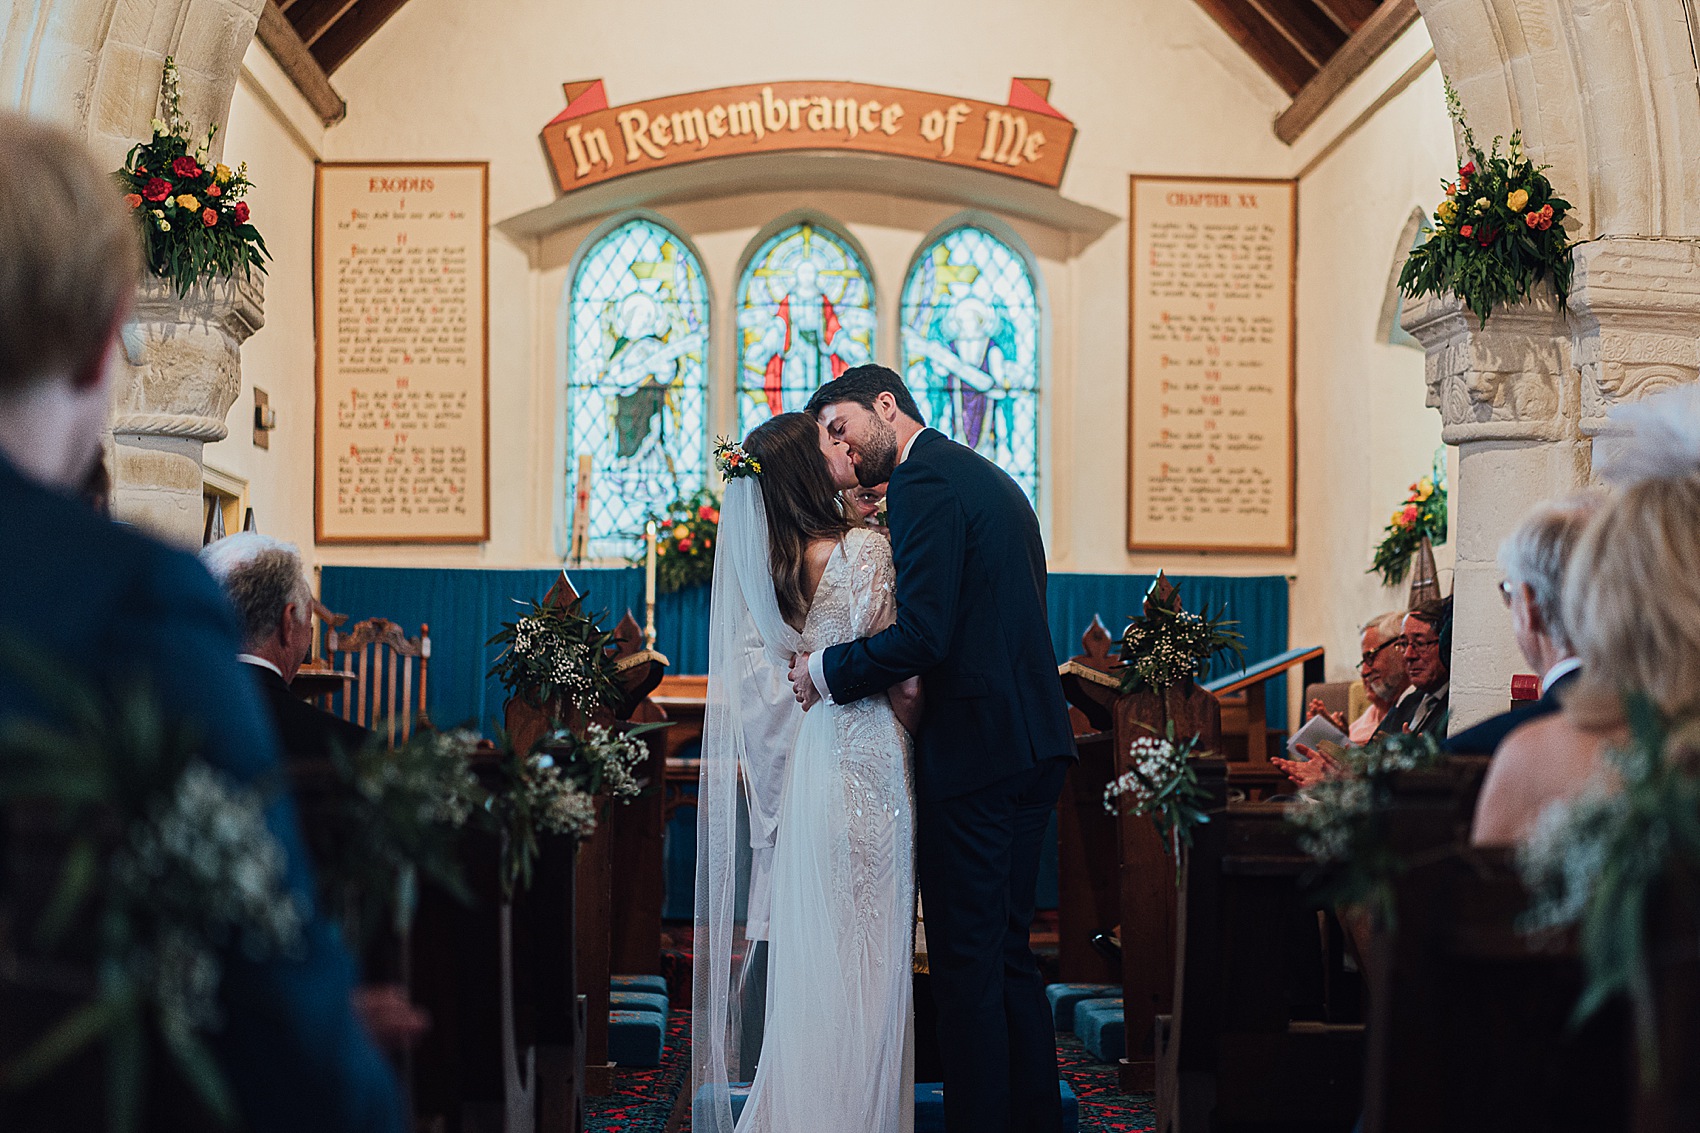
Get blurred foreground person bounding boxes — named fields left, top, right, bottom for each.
left=0, top=111, right=403, bottom=1132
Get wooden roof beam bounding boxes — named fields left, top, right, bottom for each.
left=1274, top=0, right=1421, bottom=143
left=254, top=0, right=347, bottom=126
left=1192, top=0, right=1318, bottom=95
left=309, top=0, right=413, bottom=75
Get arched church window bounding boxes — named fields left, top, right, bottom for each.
left=565, top=217, right=710, bottom=559
left=735, top=221, right=877, bottom=436
left=900, top=226, right=1042, bottom=505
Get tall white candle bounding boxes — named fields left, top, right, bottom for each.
left=644, top=519, right=658, bottom=646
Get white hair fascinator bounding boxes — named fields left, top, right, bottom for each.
left=1593, top=384, right=1700, bottom=487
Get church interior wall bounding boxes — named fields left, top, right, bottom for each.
left=206, top=0, right=1462, bottom=690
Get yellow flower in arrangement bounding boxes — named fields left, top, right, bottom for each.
left=214, top=163, right=232, bottom=183
left=175, top=194, right=199, bottom=211
left=1505, top=188, right=1529, bottom=212
left=1415, top=477, right=1435, bottom=501
left=1390, top=511, right=1405, bottom=529
left=1435, top=200, right=1458, bottom=224
left=673, top=525, right=690, bottom=541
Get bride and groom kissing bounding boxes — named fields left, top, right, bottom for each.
left=692, top=365, right=1076, bottom=1133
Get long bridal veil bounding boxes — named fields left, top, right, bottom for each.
left=691, top=476, right=801, bottom=1133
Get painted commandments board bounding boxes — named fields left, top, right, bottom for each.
left=1127, top=176, right=1296, bottom=553
left=315, top=162, right=489, bottom=543
left=541, top=78, right=1076, bottom=193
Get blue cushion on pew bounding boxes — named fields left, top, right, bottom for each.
left=610, top=990, right=670, bottom=1016
left=608, top=1010, right=665, bottom=1067
left=612, top=973, right=670, bottom=998
left=1075, top=998, right=1125, bottom=1063
left=1045, top=982, right=1121, bottom=1032
left=702, top=1080, right=1077, bottom=1129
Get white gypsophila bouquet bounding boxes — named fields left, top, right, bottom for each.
left=488, top=595, right=623, bottom=718
left=527, top=753, right=600, bottom=838
left=1104, top=726, right=1212, bottom=854
left=577, top=723, right=648, bottom=800
left=1286, top=731, right=1444, bottom=919
left=113, top=763, right=303, bottom=1036
left=1118, top=601, right=1244, bottom=695
left=349, top=726, right=484, bottom=829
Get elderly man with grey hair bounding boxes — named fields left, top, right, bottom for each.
left=1446, top=493, right=1601, bottom=755
left=200, top=533, right=371, bottom=761
left=1273, top=609, right=1411, bottom=788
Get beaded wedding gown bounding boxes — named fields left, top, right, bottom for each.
left=693, top=482, right=915, bottom=1133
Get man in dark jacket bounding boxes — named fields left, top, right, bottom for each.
left=794, top=366, right=1076, bottom=1133
left=0, top=110, right=403, bottom=1133
left=1447, top=495, right=1599, bottom=754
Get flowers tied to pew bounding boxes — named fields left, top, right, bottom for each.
left=488, top=593, right=625, bottom=717
left=0, top=659, right=303, bottom=1130
left=1398, top=80, right=1573, bottom=326
left=1116, top=575, right=1245, bottom=697
left=1286, top=730, right=1445, bottom=925
left=1103, top=723, right=1213, bottom=859
left=1369, top=450, right=1448, bottom=587
left=113, top=56, right=268, bottom=297
left=636, top=488, right=720, bottom=594
left=1517, top=695, right=1700, bottom=1084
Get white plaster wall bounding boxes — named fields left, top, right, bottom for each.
left=1291, top=61, right=1458, bottom=680
left=206, top=0, right=1462, bottom=692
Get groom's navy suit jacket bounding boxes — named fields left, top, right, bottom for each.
left=0, top=456, right=403, bottom=1133
left=821, top=429, right=1075, bottom=801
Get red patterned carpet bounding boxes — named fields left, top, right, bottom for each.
left=586, top=1008, right=1155, bottom=1133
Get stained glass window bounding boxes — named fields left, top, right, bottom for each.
left=565, top=218, right=710, bottom=559
left=900, top=226, right=1041, bottom=504
left=735, top=221, right=876, bottom=435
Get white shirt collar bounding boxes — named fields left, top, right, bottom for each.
left=238, top=654, right=284, bottom=679
left=1541, top=656, right=1582, bottom=695
left=899, top=427, right=933, bottom=465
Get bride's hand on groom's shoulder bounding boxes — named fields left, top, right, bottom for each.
left=788, top=651, right=820, bottom=710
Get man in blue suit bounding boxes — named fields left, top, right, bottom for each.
left=793, top=365, right=1076, bottom=1133
left=0, top=111, right=403, bottom=1133
left=1447, top=495, right=1599, bottom=755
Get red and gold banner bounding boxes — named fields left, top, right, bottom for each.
left=541, top=78, right=1076, bottom=192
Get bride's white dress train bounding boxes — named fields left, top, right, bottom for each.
left=738, top=526, right=916, bottom=1133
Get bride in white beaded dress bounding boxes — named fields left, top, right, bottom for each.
left=692, top=412, right=921, bottom=1133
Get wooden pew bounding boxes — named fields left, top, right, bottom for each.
left=1056, top=617, right=1122, bottom=986
left=1156, top=758, right=1363, bottom=1133
left=1205, top=645, right=1326, bottom=800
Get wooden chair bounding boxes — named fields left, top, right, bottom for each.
left=324, top=617, right=431, bottom=746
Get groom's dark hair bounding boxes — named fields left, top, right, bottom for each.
left=806, top=364, right=927, bottom=426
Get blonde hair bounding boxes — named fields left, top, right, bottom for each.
left=1563, top=472, right=1700, bottom=720
left=0, top=112, right=140, bottom=392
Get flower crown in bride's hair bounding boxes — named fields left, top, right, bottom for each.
left=714, top=436, right=763, bottom=481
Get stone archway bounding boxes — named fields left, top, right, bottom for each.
left=2, top=0, right=267, bottom=545
left=1407, top=0, right=1700, bottom=727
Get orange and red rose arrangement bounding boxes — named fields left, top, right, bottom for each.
left=114, top=57, right=268, bottom=296
left=640, top=489, right=721, bottom=594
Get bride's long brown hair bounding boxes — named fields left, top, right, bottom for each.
left=742, top=412, right=853, bottom=627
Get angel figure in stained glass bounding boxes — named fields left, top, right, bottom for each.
left=904, top=295, right=1019, bottom=453
left=604, top=289, right=705, bottom=465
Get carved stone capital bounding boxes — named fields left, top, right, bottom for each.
left=1399, top=285, right=1579, bottom=445
left=114, top=273, right=265, bottom=443
left=1566, top=237, right=1700, bottom=436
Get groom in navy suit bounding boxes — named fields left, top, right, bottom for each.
left=794, top=365, right=1076, bottom=1133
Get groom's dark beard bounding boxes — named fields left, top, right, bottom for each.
left=855, top=419, right=899, bottom=487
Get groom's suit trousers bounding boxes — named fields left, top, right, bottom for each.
left=919, top=756, right=1070, bottom=1133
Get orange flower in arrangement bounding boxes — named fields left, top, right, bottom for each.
left=1370, top=464, right=1448, bottom=586
left=641, top=488, right=723, bottom=593
left=123, top=193, right=143, bottom=209
left=201, top=208, right=218, bottom=227
left=206, top=183, right=221, bottom=198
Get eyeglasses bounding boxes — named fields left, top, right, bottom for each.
left=1498, top=579, right=1514, bottom=606
left=1398, top=634, right=1441, bottom=654
left=1359, top=638, right=1398, bottom=668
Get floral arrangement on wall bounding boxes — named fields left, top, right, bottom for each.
left=639, top=489, right=720, bottom=594
left=113, top=56, right=268, bottom=296
left=1398, top=80, right=1572, bottom=326
left=1369, top=451, right=1449, bottom=587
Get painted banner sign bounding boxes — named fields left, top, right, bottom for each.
left=541, top=78, right=1076, bottom=192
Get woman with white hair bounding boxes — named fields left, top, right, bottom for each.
left=1473, top=384, right=1700, bottom=845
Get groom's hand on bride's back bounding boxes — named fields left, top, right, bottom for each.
left=788, top=651, right=821, bottom=709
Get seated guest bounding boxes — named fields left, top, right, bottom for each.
left=200, top=533, right=372, bottom=760
left=0, top=111, right=403, bottom=1131
left=1376, top=596, right=1452, bottom=740
left=1447, top=494, right=1599, bottom=755
left=1274, top=610, right=1410, bottom=788
left=1474, top=386, right=1700, bottom=845
left=844, top=480, right=887, bottom=525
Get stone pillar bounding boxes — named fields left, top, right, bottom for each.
left=1400, top=287, right=1589, bottom=731
left=1568, top=237, right=1700, bottom=456
left=111, top=274, right=264, bottom=547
